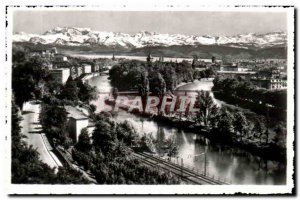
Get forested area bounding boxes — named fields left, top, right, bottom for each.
left=71, top=113, right=180, bottom=184
left=212, top=77, right=287, bottom=109
left=212, top=77, right=287, bottom=121
left=109, top=60, right=198, bottom=93
left=193, top=91, right=286, bottom=161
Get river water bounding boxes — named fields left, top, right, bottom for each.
left=88, top=75, right=286, bottom=185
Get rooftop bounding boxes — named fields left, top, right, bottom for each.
left=50, top=68, right=70, bottom=72
left=65, top=105, right=88, bottom=120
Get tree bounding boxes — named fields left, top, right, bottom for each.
left=203, top=68, right=216, bottom=78
left=12, top=57, right=51, bottom=109
left=61, top=78, right=79, bottom=102
left=92, top=121, right=117, bottom=155
left=55, top=166, right=90, bottom=184
left=62, top=137, right=73, bottom=150
left=195, top=90, right=218, bottom=126
left=12, top=45, right=29, bottom=63
left=115, top=121, right=137, bottom=146
left=149, top=72, right=166, bottom=95
left=161, top=65, right=177, bottom=91
left=12, top=70, right=36, bottom=109
left=210, top=107, right=234, bottom=141
left=89, top=104, right=97, bottom=115
left=273, top=125, right=286, bottom=149
left=233, top=112, right=249, bottom=141
left=11, top=97, right=24, bottom=154
left=252, top=117, right=266, bottom=144
left=76, top=128, right=92, bottom=152
left=40, top=104, right=68, bottom=144
left=76, top=80, right=98, bottom=103
left=93, top=163, right=109, bottom=183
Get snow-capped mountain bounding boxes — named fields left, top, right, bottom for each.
left=13, top=27, right=287, bottom=49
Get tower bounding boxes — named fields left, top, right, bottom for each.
left=146, top=53, right=153, bottom=62
left=112, top=47, right=115, bottom=61
left=211, top=56, right=216, bottom=63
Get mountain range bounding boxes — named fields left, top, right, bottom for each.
left=14, top=27, right=287, bottom=49
left=13, top=27, right=287, bottom=59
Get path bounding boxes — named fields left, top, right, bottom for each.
left=20, top=101, right=62, bottom=171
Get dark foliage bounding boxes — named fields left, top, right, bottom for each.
left=11, top=99, right=90, bottom=184
left=72, top=113, right=179, bottom=184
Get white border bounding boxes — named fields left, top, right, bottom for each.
left=3, top=4, right=295, bottom=195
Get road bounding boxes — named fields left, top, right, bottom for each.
left=20, top=101, right=62, bottom=171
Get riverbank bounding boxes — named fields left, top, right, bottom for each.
left=213, top=91, right=287, bottom=122
left=87, top=75, right=286, bottom=184
left=105, top=97, right=286, bottom=163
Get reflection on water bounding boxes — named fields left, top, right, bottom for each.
left=88, top=75, right=286, bottom=185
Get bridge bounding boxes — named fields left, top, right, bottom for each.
left=132, top=152, right=230, bottom=185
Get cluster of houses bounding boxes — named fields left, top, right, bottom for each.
left=251, top=67, right=287, bottom=90
left=30, top=47, right=101, bottom=85
left=191, top=56, right=287, bottom=90
left=30, top=47, right=103, bottom=141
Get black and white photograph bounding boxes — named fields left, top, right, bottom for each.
left=4, top=4, right=295, bottom=195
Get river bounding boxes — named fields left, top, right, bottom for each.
left=88, top=75, right=286, bottom=185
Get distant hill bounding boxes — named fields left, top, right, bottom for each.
left=131, top=45, right=287, bottom=59
left=14, top=41, right=287, bottom=59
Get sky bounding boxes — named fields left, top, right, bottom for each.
left=13, top=11, right=287, bottom=36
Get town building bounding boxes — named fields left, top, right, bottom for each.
left=65, top=106, right=91, bottom=142
left=51, top=61, right=78, bottom=79
left=54, top=54, right=68, bottom=62
left=52, top=61, right=72, bottom=69
left=82, top=63, right=92, bottom=74
left=91, top=64, right=100, bottom=72
left=217, top=71, right=257, bottom=81
left=49, top=68, right=70, bottom=84
left=251, top=78, right=287, bottom=90
left=220, top=63, right=247, bottom=72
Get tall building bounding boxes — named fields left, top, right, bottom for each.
left=211, top=56, right=216, bottom=63
left=49, top=68, right=70, bottom=84
left=159, top=56, right=164, bottom=62
left=146, top=53, right=153, bottom=62
left=112, top=48, right=115, bottom=60
left=82, top=64, right=92, bottom=74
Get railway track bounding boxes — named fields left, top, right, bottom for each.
left=133, top=152, right=229, bottom=185
left=131, top=153, right=200, bottom=184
